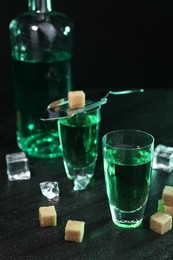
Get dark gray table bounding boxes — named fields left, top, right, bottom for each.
left=0, top=89, right=173, bottom=260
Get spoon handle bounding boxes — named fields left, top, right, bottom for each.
left=104, top=89, right=144, bottom=98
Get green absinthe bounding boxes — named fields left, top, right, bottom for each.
left=104, top=148, right=152, bottom=212
left=58, top=113, right=100, bottom=180
left=9, top=0, right=74, bottom=158
left=13, top=54, right=72, bottom=158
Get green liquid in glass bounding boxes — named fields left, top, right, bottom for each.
left=103, top=148, right=152, bottom=212
left=58, top=113, right=100, bottom=179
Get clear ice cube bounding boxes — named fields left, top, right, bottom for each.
left=73, top=175, right=90, bottom=191
left=5, top=152, right=31, bottom=181
left=39, top=181, right=60, bottom=200
left=152, top=144, right=173, bottom=172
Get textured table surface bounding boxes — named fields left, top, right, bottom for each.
left=0, top=88, right=173, bottom=260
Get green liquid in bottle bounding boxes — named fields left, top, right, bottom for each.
left=9, top=0, right=74, bottom=158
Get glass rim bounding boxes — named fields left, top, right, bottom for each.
left=102, top=129, right=154, bottom=150
left=58, top=105, right=101, bottom=122
left=83, top=105, right=101, bottom=114
left=69, top=105, right=101, bottom=117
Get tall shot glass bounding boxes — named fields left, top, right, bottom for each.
left=102, top=129, right=154, bottom=228
left=58, top=106, right=101, bottom=191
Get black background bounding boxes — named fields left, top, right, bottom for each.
left=2, top=0, right=173, bottom=92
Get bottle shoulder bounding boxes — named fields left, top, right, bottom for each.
left=9, top=11, right=74, bottom=30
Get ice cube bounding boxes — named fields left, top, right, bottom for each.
left=5, top=152, right=31, bottom=181
left=39, top=181, right=60, bottom=200
left=152, top=144, right=173, bottom=172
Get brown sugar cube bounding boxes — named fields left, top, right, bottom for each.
left=164, top=205, right=173, bottom=217
left=158, top=199, right=173, bottom=217
left=68, top=90, right=85, bottom=109
left=39, top=206, right=57, bottom=227
left=65, top=220, right=85, bottom=243
left=162, top=185, right=173, bottom=206
left=150, top=212, right=172, bottom=235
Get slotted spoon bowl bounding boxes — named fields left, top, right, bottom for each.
left=41, top=89, right=144, bottom=121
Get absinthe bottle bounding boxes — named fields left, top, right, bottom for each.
left=9, top=0, right=74, bottom=158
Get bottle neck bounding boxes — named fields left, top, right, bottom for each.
left=28, top=0, right=52, bottom=12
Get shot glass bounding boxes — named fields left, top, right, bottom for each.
left=58, top=106, right=101, bottom=191
left=102, top=129, right=154, bottom=228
